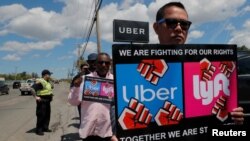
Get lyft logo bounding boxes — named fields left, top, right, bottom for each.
left=103, top=86, right=114, bottom=94
left=193, top=73, right=230, bottom=105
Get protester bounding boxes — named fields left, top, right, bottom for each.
left=79, top=63, right=90, bottom=76
left=153, top=1, right=244, bottom=124
left=68, top=53, right=115, bottom=141
left=87, top=53, right=98, bottom=74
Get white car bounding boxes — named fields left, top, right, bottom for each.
left=19, top=79, right=35, bottom=95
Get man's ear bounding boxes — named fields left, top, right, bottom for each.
left=153, top=22, right=159, bottom=35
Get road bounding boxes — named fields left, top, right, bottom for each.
left=0, top=82, right=81, bottom=141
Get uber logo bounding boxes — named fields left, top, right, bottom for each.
left=113, top=19, right=149, bottom=43
left=118, top=27, right=145, bottom=35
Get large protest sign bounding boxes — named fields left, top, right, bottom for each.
left=82, top=76, right=114, bottom=104
left=112, top=44, right=238, bottom=140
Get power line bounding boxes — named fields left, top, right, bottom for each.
left=81, top=0, right=95, bottom=44
left=72, top=0, right=96, bottom=74
left=80, top=0, right=103, bottom=57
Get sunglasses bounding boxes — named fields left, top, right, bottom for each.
left=157, top=18, right=192, bottom=31
left=98, top=61, right=111, bottom=65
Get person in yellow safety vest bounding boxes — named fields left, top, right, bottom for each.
left=31, top=69, right=54, bottom=136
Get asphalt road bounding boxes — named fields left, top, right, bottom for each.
left=0, top=82, right=82, bottom=141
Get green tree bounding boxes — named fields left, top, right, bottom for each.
left=20, top=72, right=27, bottom=80
left=31, top=72, right=38, bottom=78
left=238, top=45, right=249, bottom=51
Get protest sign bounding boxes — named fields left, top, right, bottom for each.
left=112, top=44, right=238, bottom=140
left=82, top=76, right=114, bottom=104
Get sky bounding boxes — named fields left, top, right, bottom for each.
left=0, top=0, right=249, bottom=79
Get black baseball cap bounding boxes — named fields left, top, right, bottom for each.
left=87, top=53, right=98, bottom=61
left=42, top=69, right=53, bottom=76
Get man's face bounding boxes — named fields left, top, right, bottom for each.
left=80, top=66, right=89, bottom=74
left=87, top=60, right=96, bottom=70
left=44, top=74, right=51, bottom=80
left=96, top=55, right=111, bottom=77
left=154, top=6, right=190, bottom=44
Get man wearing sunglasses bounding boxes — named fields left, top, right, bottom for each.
left=153, top=2, right=191, bottom=45
left=68, top=53, right=116, bottom=141
left=153, top=2, right=244, bottom=124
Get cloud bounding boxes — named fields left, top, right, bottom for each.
left=228, top=20, right=250, bottom=48
left=2, top=54, right=21, bottom=61
left=98, top=0, right=247, bottom=43
left=183, top=0, right=246, bottom=24
left=54, top=0, right=97, bottom=39
left=189, top=30, right=204, bottom=39
left=120, top=0, right=144, bottom=9
left=242, top=5, right=250, bottom=14
left=100, top=2, right=149, bottom=43
left=0, top=4, right=27, bottom=23
left=72, top=41, right=97, bottom=58
left=0, top=40, right=61, bottom=54
left=0, top=0, right=97, bottom=41
left=244, top=20, right=250, bottom=28
left=0, top=29, right=8, bottom=36
left=1, top=7, right=65, bottom=40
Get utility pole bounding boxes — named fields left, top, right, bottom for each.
left=77, top=44, right=81, bottom=70
left=95, top=0, right=101, bottom=53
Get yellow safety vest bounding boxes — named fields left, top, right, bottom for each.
left=37, top=78, right=53, bottom=96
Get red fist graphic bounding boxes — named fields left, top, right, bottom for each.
left=219, top=61, right=235, bottom=78
left=154, top=101, right=183, bottom=126
left=118, top=98, right=152, bottom=130
left=212, top=95, right=229, bottom=122
left=137, top=59, right=168, bottom=85
left=200, top=58, right=216, bottom=81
